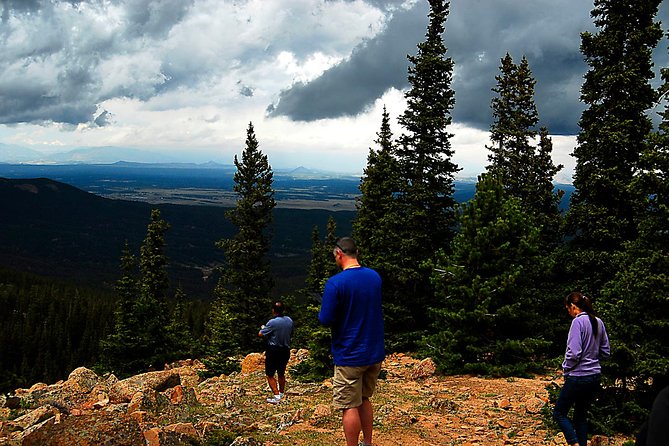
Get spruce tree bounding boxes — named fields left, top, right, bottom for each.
left=305, top=226, right=325, bottom=294
left=305, top=221, right=338, bottom=295
left=135, top=209, right=171, bottom=370
left=565, top=0, right=663, bottom=290
left=165, top=286, right=194, bottom=363
left=100, top=210, right=171, bottom=375
left=353, top=105, right=401, bottom=269
left=290, top=219, right=339, bottom=382
left=208, top=122, right=276, bottom=354
left=487, top=54, right=563, bottom=241
left=595, top=55, right=669, bottom=418
left=391, top=0, right=459, bottom=348
left=425, top=173, right=551, bottom=375
left=99, top=242, right=140, bottom=375
left=352, top=106, right=412, bottom=350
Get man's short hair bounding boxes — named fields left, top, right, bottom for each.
left=272, top=301, right=285, bottom=315
left=334, top=236, right=358, bottom=257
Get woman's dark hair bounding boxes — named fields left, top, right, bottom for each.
left=565, top=291, right=599, bottom=337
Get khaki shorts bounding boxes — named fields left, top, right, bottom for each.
left=332, top=362, right=382, bottom=410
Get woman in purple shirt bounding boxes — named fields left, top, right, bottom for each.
left=553, top=292, right=611, bottom=446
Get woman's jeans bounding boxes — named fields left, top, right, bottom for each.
left=553, top=374, right=601, bottom=446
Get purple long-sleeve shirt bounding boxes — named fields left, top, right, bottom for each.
left=562, top=312, right=610, bottom=376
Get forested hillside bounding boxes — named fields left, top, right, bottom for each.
left=0, top=177, right=354, bottom=296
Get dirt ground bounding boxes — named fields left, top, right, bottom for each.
left=204, top=353, right=637, bottom=446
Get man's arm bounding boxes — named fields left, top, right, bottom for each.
left=318, top=281, right=337, bottom=326
left=259, top=321, right=271, bottom=338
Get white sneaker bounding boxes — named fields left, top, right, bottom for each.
left=279, top=392, right=284, bottom=399
left=266, top=395, right=281, bottom=404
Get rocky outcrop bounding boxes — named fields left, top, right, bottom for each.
left=0, top=353, right=633, bottom=445
left=0, top=361, right=208, bottom=445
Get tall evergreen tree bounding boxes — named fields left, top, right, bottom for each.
left=305, top=220, right=339, bottom=294
left=305, top=226, right=326, bottom=294
left=488, top=54, right=539, bottom=188
left=208, top=122, right=276, bottom=354
left=424, top=174, right=551, bottom=375
left=289, top=218, right=339, bottom=382
left=354, top=105, right=401, bottom=268
left=391, top=0, right=459, bottom=348
left=134, top=209, right=171, bottom=369
left=352, top=106, right=413, bottom=350
left=594, top=53, right=669, bottom=424
left=165, top=285, right=194, bottom=362
left=99, top=242, right=140, bottom=374
left=99, top=210, right=171, bottom=375
left=487, top=54, right=563, bottom=239
left=565, top=0, right=663, bottom=290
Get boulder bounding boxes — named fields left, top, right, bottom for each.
left=110, top=370, right=181, bottom=403
left=411, top=357, right=437, bottom=379
left=309, top=404, right=332, bottom=425
left=524, top=396, right=546, bottom=414
left=127, top=390, right=170, bottom=414
left=20, top=412, right=144, bottom=446
left=143, top=423, right=200, bottom=446
left=230, top=436, right=263, bottom=446
left=63, top=367, right=101, bottom=394
left=241, top=353, right=265, bottom=375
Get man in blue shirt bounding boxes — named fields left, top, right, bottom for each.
left=319, top=237, right=384, bottom=446
left=258, top=301, right=294, bottom=404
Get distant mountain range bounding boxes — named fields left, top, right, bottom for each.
left=0, top=144, right=360, bottom=177
left=0, top=144, right=183, bottom=164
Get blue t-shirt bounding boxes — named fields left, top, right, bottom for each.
left=260, top=315, right=294, bottom=348
left=318, top=266, right=385, bottom=367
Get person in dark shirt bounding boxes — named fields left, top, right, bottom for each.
left=258, top=301, right=294, bottom=404
left=319, top=237, right=384, bottom=446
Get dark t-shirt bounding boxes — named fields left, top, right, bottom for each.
left=260, top=315, right=294, bottom=348
left=318, top=266, right=385, bottom=366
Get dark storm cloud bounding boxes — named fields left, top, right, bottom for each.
left=124, top=0, right=194, bottom=38
left=271, top=0, right=669, bottom=135
left=268, top=1, right=427, bottom=120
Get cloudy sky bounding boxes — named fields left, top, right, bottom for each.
left=1, top=0, right=668, bottom=180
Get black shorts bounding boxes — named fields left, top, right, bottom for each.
left=265, top=346, right=290, bottom=377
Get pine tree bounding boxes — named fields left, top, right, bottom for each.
left=165, top=286, right=194, bottom=363
left=291, top=219, right=338, bottom=382
left=391, top=0, right=459, bottom=347
left=396, top=0, right=458, bottom=255
left=595, top=56, right=669, bottom=415
left=565, top=0, right=663, bottom=290
left=99, top=210, right=171, bottom=375
left=209, top=122, right=276, bottom=354
left=304, top=226, right=328, bottom=294
left=424, top=174, right=551, bottom=375
left=352, top=106, right=413, bottom=350
left=488, top=54, right=539, bottom=189
left=487, top=54, right=563, bottom=240
left=202, top=296, right=240, bottom=375
left=99, top=242, right=140, bottom=374
left=353, top=105, right=401, bottom=268
left=134, top=209, right=171, bottom=370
